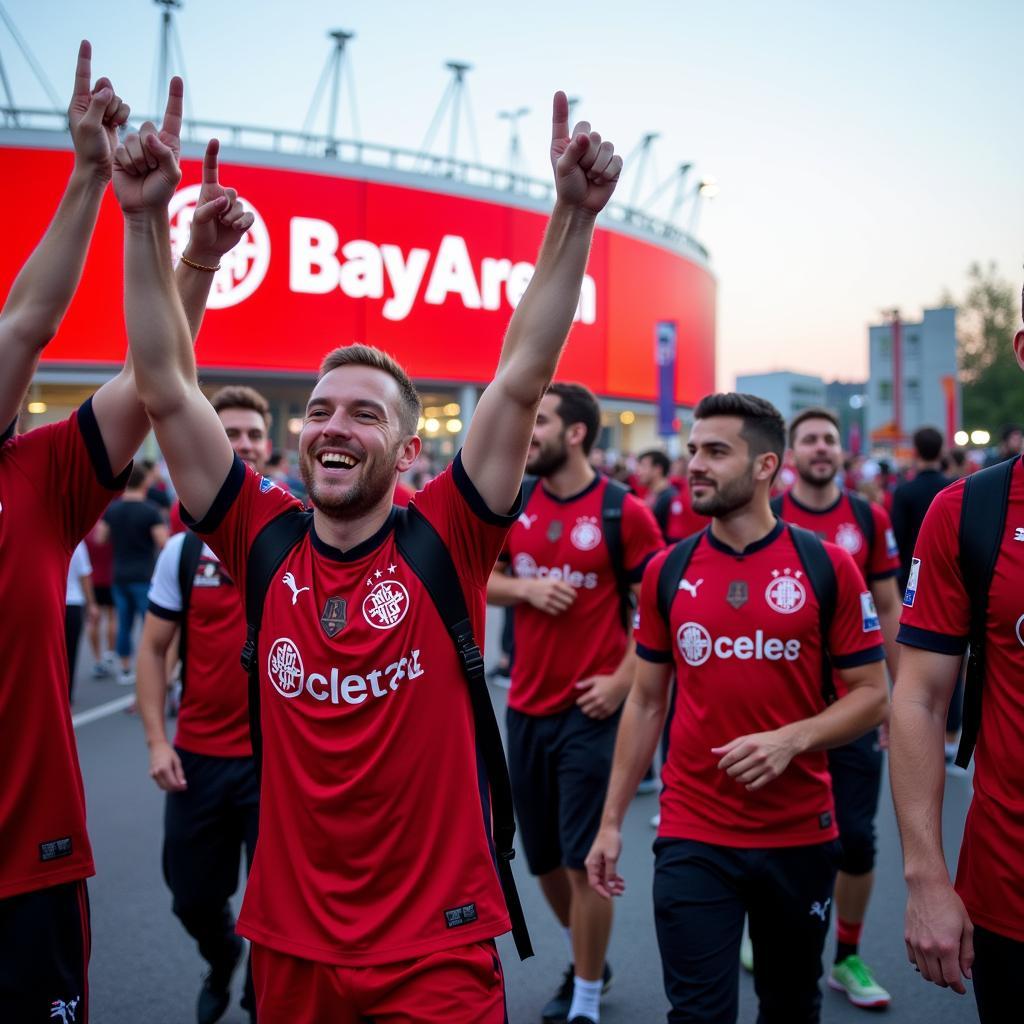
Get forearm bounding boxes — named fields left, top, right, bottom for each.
left=890, top=688, right=950, bottom=883
left=782, top=682, right=887, bottom=755
left=175, top=244, right=218, bottom=341
left=599, top=684, right=668, bottom=830
left=136, top=640, right=172, bottom=749
left=496, top=202, right=597, bottom=401
left=123, top=212, right=197, bottom=416
left=486, top=570, right=527, bottom=607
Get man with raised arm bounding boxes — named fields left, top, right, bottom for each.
left=0, top=47, right=251, bottom=1021
left=115, top=92, right=621, bottom=1023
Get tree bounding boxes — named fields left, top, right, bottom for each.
left=950, top=262, right=1023, bottom=431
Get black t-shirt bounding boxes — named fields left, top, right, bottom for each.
left=103, top=499, right=163, bottom=583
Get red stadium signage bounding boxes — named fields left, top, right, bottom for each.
left=1, top=144, right=716, bottom=403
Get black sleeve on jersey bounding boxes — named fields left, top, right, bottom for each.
left=147, top=601, right=182, bottom=622
left=627, top=549, right=658, bottom=584
left=896, top=623, right=968, bottom=656
left=867, top=567, right=899, bottom=582
left=182, top=454, right=247, bottom=534
left=831, top=646, right=885, bottom=669
left=636, top=643, right=673, bottom=663
left=77, top=397, right=133, bottom=491
left=452, top=450, right=523, bottom=525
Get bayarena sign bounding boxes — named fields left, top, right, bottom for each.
left=0, top=142, right=716, bottom=403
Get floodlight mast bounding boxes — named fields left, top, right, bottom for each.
left=420, top=60, right=479, bottom=171
left=498, top=105, right=529, bottom=184
left=155, top=0, right=182, bottom=97
left=302, top=29, right=359, bottom=155
left=0, top=1, right=63, bottom=124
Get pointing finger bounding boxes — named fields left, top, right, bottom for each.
left=162, top=76, right=184, bottom=142
left=202, top=138, right=220, bottom=186
left=551, top=90, right=569, bottom=143
left=73, top=40, right=92, bottom=99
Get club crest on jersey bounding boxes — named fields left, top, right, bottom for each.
left=267, top=637, right=304, bottom=698
left=860, top=591, right=880, bottom=632
left=570, top=516, right=602, bottom=551
left=765, top=569, right=806, bottom=614
left=258, top=475, right=281, bottom=494
left=676, top=621, right=713, bottom=666
left=904, top=557, right=921, bottom=607
left=362, top=579, right=410, bottom=629
left=1014, top=614, right=1024, bottom=647
left=320, top=597, right=347, bottom=638
left=835, top=522, right=863, bottom=555
left=726, top=580, right=748, bottom=609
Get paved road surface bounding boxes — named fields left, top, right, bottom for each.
left=68, top=613, right=979, bottom=1023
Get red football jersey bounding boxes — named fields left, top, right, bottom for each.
left=635, top=523, right=885, bottom=848
left=148, top=533, right=252, bottom=758
left=186, top=454, right=514, bottom=965
left=0, top=401, right=129, bottom=899
left=503, top=476, right=664, bottom=716
left=664, top=486, right=710, bottom=543
left=898, top=459, right=1024, bottom=942
left=776, top=491, right=900, bottom=583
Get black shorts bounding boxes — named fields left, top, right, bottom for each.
left=93, top=584, right=113, bottom=608
left=974, top=924, right=1024, bottom=1023
left=827, top=728, right=882, bottom=876
left=653, top=838, right=840, bottom=1024
left=506, top=704, right=620, bottom=874
left=0, top=879, right=90, bottom=1021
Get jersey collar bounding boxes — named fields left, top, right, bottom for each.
left=786, top=488, right=843, bottom=516
left=311, top=506, right=399, bottom=562
left=539, top=472, right=602, bottom=505
left=706, top=517, right=785, bottom=558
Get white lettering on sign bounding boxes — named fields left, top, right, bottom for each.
left=288, top=218, right=597, bottom=325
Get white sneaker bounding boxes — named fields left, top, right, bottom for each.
left=649, top=812, right=661, bottom=829
left=117, top=669, right=135, bottom=687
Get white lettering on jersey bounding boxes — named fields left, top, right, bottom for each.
left=678, top=577, right=704, bottom=598
left=903, top=557, right=921, bottom=607
left=512, top=553, right=598, bottom=590
left=676, top=622, right=800, bottom=667
left=765, top=569, right=806, bottom=614
left=302, top=649, right=425, bottom=705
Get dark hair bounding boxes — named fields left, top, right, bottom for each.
left=913, top=426, right=943, bottom=462
left=211, top=385, right=271, bottom=429
left=265, top=451, right=285, bottom=469
left=546, top=382, right=601, bottom=455
left=693, top=392, right=786, bottom=466
left=638, top=449, right=670, bottom=476
left=788, top=406, right=841, bottom=448
left=949, top=447, right=967, bottom=468
left=1000, top=423, right=1023, bottom=443
left=127, top=464, right=149, bottom=490
left=318, top=344, right=421, bottom=436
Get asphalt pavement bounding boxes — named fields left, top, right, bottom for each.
left=68, top=612, right=980, bottom=1024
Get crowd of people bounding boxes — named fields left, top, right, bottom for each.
left=2, top=37, right=1021, bottom=1024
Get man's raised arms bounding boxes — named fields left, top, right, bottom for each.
left=105, top=82, right=253, bottom=492
left=0, top=41, right=128, bottom=431
left=460, top=91, right=622, bottom=513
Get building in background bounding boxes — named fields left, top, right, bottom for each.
left=867, top=307, right=959, bottom=450
left=735, top=370, right=825, bottom=423
left=825, top=380, right=868, bottom=454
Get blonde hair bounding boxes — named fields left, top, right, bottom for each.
left=318, top=344, right=421, bottom=436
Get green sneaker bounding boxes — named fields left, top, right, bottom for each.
left=828, top=954, right=891, bottom=1009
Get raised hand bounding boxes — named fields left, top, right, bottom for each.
left=185, top=139, right=256, bottom=266
left=549, top=91, right=622, bottom=215
left=67, top=40, right=130, bottom=180
left=112, top=78, right=184, bottom=216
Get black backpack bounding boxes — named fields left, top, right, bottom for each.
left=953, top=457, right=1015, bottom=768
left=651, top=485, right=679, bottom=543
left=655, top=524, right=839, bottom=706
left=238, top=504, right=534, bottom=961
left=520, top=475, right=633, bottom=626
left=771, top=490, right=877, bottom=554
left=175, top=530, right=206, bottom=699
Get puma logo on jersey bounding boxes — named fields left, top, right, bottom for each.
left=518, top=513, right=538, bottom=530
left=809, top=898, right=831, bottom=922
left=678, top=577, right=704, bottom=597
left=282, top=572, right=310, bottom=605
left=1014, top=527, right=1024, bottom=542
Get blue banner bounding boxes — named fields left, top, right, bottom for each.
left=655, top=320, right=678, bottom=436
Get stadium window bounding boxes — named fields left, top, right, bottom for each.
left=878, top=380, right=893, bottom=402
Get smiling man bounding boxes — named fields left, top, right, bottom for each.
left=113, top=90, right=622, bottom=1022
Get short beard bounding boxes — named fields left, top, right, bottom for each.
left=795, top=461, right=838, bottom=488
left=300, top=448, right=398, bottom=520
left=526, top=436, right=569, bottom=478
left=691, top=469, right=757, bottom=518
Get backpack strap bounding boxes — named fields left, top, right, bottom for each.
left=240, top=508, right=314, bottom=772
left=176, top=530, right=205, bottom=697
left=846, top=490, right=877, bottom=555
left=520, top=475, right=539, bottom=510
left=769, top=493, right=785, bottom=519
left=787, top=524, right=839, bottom=706
left=395, top=505, right=534, bottom=961
left=656, top=532, right=704, bottom=626
left=955, top=458, right=1014, bottom=767
left=652, top=486, right=677, bottom=541
left=601, top=478, right=634, bottom=627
